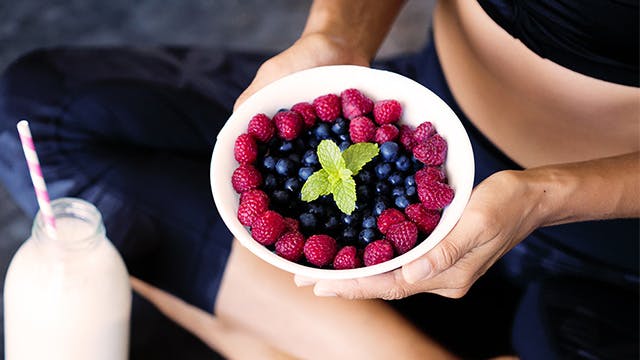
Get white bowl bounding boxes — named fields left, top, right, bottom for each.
left=211, top=65, right=474, bottom=280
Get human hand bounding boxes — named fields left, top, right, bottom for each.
left=233, top=33, right=370, bottom=111
left=295, top=170, right=544, bottom=299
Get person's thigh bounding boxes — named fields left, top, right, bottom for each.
left=0, top=47, right=267, bottom=311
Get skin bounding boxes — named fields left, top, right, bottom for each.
left=285, top=0, right=640, bottom=300
left=131, top=0, right=639, bottom=357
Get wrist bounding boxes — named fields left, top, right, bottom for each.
left=301, top=0, right=405, bottom=62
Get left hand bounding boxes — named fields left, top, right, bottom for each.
left=295, top=170, right=543, bottom=300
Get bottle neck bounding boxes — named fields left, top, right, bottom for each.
left=33, top=197, right=105, bottom=250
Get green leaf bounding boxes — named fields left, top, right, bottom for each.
left=342, top=142, right=380, bottom=175
left=332, top=176, right=357, bottom=214
left=317, top=140, right=345, bottom=177
left=301, top=169, right=331, bottom=202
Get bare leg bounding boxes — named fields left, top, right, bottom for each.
left=133, top=239, right=457, bottom=359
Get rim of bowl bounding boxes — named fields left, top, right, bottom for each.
left=211, top=65, right=474, bottom=279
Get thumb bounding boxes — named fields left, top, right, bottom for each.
left=402, top=237, right=468, bottom=284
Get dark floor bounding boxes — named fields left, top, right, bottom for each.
left=0, top=0, right=434, bottom=358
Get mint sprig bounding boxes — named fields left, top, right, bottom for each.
left=300, top=140, right=379, bottom=214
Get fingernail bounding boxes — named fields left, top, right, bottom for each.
left=403, top=259, right=431, bottom=284
left=294, top=276, right=317, bottom=287
left=313, top=286, right=337, bottom=297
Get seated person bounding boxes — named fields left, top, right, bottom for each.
left=0, top=1, right=637, bottom=358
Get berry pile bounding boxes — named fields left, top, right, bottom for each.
left=232, top=88, right=454, bottom=269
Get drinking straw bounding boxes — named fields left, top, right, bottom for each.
left=17, top=120, right=57, bottom=239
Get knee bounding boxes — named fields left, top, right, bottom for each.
left=0, top=48, right=64, bottom=129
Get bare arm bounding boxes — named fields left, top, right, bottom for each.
left=529, top=152, right=640, bottom=226
left=235, top=0, right=406, bottom=108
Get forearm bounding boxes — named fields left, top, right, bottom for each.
left=524, top=152, right=640, bottom=227
left=302, top=0, right=406, bottom=61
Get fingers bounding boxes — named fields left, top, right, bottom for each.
left=297, top=270, right=422, bottom=300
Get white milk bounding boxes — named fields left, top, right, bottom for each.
left=4, top=198, right=131, bottom=360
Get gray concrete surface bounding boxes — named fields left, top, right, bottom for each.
left=0, top=0, right=434, bottom=357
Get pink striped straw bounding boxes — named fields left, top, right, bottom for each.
left=17, top=120, right=58, bottom=239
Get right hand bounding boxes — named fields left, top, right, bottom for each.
left=233, top=32, right=371, bottom=111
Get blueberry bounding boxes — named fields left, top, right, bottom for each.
left=342, top=213, right=359, bottom=225
left=298, top=167, right=315, bottom=181
left=392, top=186, right=405, bottom=197
left=356, top=170, right=372, bottom=184
left=375, top=181, right=389, bottom=194
left=356, top=184, right=370, bottom=199
left=308, top=203, right=325, bottom=217
left=362, top=215, right=376, bottom=229
left=358, top=229, right=377, bottom=246
left=373, top=199, right=387, bottom=216
left=395, top=155, right=411, bottom=172
left=279, top=141, right=293, bottom=153
left=325, top=216, right=340, bottom=230
left=302, top=150, right=319, bottom=166
left=405, top=185, right=417, bottom=197
left=308, top=137, right=320, bottom=149
left=388, top=173, right=403, bottom=186
left=275, top=159, right=294, bottom=176
left=299, top=213, right=317, bottom=229
left=405, top=175, right=416, bottom=187
left=338, top=133, right=350, bottom=142
left=331, top=118, right=348, bottom=135
left=273, top=190, right=290, bottom=204
left=263, top=174, right=278, bottom=190
left=314, top=123, right=331, bottom=139
left=380, top=142, right=399, bottom=162
left=342, top=227, right=357, bottom=243
left=375, top=163, right=392, bottom=178
left=339, top=141, right=351, bottom=151
left=262, top=156, right=276, bottom=171
left=284, top=178, right=301, bottom=192
left=394, top=195, right=410, bottom=209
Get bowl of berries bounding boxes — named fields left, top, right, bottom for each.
left=211, top=65, right=474, bottom=279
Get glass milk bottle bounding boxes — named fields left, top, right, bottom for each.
left=4, top=197, right=131, bottom=360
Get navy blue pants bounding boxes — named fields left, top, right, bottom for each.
left=1, top=42, right=637, bottom=359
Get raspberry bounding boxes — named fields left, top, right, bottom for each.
left=387, top=221, right=418, bottom=254
left=251, top=210, right=286, bottom=246
left=275, top=231, right=306, bottom=262
left=341, top=88, right=373, bottom=120
left=234, top=133, right=258, bottom=165
left=232, top=164, right=262, bottom=193
left=303, top=235, right=338, bottom=267
left=283, top=217, right=300, bottom=232
left=377, top=208, right=407, bottom=235
left=333, top=246, right=362, bottom=270
left=363, top=239, right=394, bottom=266
left=413, top=134, right=447, bottom=166
left=274, top=111, right=304, bottom=140
left=237, top=189, right=269, bottom=226
left=374, top=124, right=399, bottom=144
left=418, top=181, right=455, bottom=210
left=312, top=94, right=341, bottom=122
left=373, top=99, right=402, bottom=125
left=405, top=203, right=441, bottom=234
left=247, top=113, right=275, bottom=143
left=415, top=166, right=446, bottom=186
left=349, top=116, right=376, bottom=143
left=399, top=125, right=417, bottom=150
left=291, top=102, right=317, bottom=128
left=414, top=121, right=435, bottom=143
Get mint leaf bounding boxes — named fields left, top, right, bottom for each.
left=301, top=169, right=331, bottom=202
left=332, top=176, right=356, bottom=214
left=317, top=140, right=345, bottom=176
left=342, top=143, right=379, bottom=175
